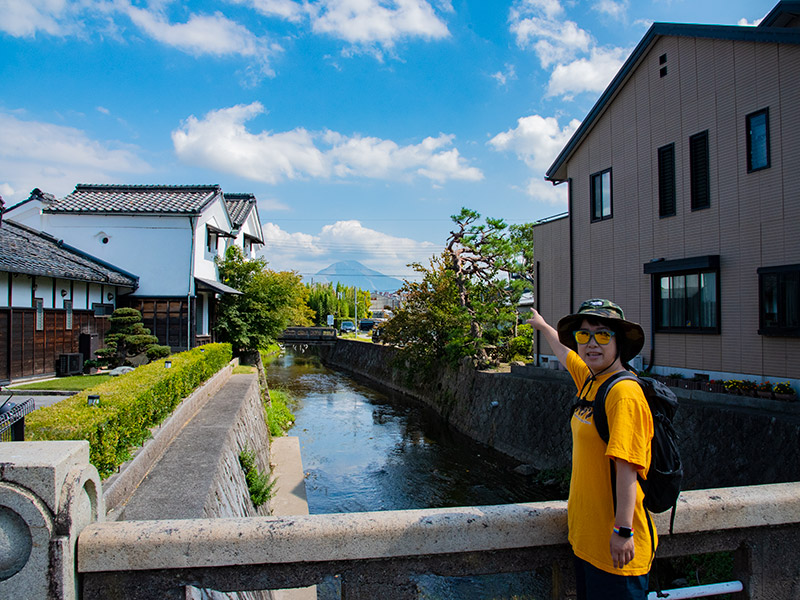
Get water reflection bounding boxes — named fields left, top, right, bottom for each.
left=265, top=349, right=556, bottom=599
left=266, top=350, right=557, bottom=514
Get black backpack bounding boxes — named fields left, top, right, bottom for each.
left=592, top=372, right=683, bottom=515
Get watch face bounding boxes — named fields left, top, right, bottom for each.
left=617, top=527, right=633, bottom=538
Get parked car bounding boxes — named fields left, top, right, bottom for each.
left=359, top=319, right=375, bottom=332
left=340, top=321, right=356, bottom=333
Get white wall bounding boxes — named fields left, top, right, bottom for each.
left=194, top=197, right=233, bottom=283
left=24, top=213, right=194, bottom=297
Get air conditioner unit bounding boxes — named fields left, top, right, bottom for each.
left=58, top=353, right=84, bottom=377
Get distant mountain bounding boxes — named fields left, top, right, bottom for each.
left=310, top=260, right=404, bottom=292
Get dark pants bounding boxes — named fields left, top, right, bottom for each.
left=574, top=556, right=649, bottom=600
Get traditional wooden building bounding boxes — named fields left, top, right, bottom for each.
left=6, top=184, right=263, bottom=352
left=0, top=217, right=138, bottom=383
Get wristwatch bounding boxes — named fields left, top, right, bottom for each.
left=614, top=526, right=633, bottom=538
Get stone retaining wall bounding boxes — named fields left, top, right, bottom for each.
left=322, top=341, right=800, bottom=490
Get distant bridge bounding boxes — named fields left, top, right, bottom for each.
left=278, top=326, right=338, bottom=344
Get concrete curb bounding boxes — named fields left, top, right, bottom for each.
left=102, top=361, right=236, bottom=518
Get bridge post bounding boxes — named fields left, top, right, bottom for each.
left=0, top=441, right=105, bottom=600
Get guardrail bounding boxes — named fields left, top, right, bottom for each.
left=3, top=442, right=799, bottom=600
left=278, top=326, right=338, bottom=344
left=0, top=396, right=34, bottom=441
left=78, top=483, right=800, bottom=600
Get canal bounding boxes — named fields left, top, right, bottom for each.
left=265, top=349, right=562, bottom=599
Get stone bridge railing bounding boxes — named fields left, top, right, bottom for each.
left=2, top=441, right=799, bottom=599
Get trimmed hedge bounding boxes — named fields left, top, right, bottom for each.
left=26, top=343, right=232, bottom=478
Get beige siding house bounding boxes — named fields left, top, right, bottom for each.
left=533, top=1, right=800, bottom=387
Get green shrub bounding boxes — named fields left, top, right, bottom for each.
left=266, top=389, right=295, bottom=437
left=239, top=447, right=275, bottom=508
left=26, top=343, right=232, bottom=477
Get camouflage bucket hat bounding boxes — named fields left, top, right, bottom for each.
left=556, top=298, right=645, bottom=362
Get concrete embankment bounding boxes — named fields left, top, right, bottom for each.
left=322, top=340, right=800, bottom=491
left=106, top=368, right=275, bottom=600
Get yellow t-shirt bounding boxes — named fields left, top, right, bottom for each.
left=566, top=351, right=656, bottom=576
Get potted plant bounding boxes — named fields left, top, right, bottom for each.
left=757, top=381, right=774, bottom=399
left=83, top=359, right=100, bottom=375
left=706, top=379, right=726, bottom=394
left=723, top=379, right=742, bottom=395
left=740, top=380, right=758, bottom=397
left=773, top=382, right=797, bottom=401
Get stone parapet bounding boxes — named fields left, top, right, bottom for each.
left=0, top=441, right=104, bottom=600
left=75, top=483, right=800, bottom=599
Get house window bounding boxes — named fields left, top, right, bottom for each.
left=658, top=143, right=676, bottom=217
left=644, top=256, right=720, bottom=333
left=65, top=300, right=73, bottom=330
left=758, top=265, right=800, bottom=336
left=206, top=228, right=219, bottom=254
left=590, top=169, right=612, bottom=222
left=746, top=108, right=770, bottom=172
left=35, top=298, right=44, bottom=331
left=92, top=303, right=113, bottom=317
left=690, top=130, right=710, bottom=210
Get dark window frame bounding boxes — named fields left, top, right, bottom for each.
left=758, top=264, right=800, bottom=337
left=658, top=143, right=676, bottom=217
left=746, top=108, right=771, bottom=173
left=34, top=298, right=44, bottom=331
left=206, top=227, right=219, bottom=254
left=644, top=256, right=721, bottom=334
left=590, top=168, right=613, bottom=223
left=689, top=130, right=711, bottom=211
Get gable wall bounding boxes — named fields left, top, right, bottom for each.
left=563, top=36, right=800, bottom=379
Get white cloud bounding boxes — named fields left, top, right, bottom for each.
left=491, top=63, right=517, bottom=86
left=0, top=111, right=151, bottom=202
left=489, top=113, right=578, bottom=207
left=509, top=0, right=591, bottom=68
left=123, top=5, right=280, bottom=76
left=546, top=46, right=628, bottom=98
left=229, top=0, right=306, bottom=22
left=259, top=220, right=438, bottom=278
left=307, top=0, right=451, bottom=48
left=592, top=0, right=628, bottom=21
left=0, top=0, right=78, bottom=37
left=488, top=114, right=580, bottom=171
left=172, top=102, right=483, bottom=185
left=737, top=17, right=762, bottom=27
left=525, top=176, right=568, bottom=208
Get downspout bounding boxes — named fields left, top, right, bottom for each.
left=567, top=177, right=574, bottom=311
left=535, top=259, right=541, bottom=367
left=188, top=216, right=196, bottom=350
left=645, top=273, right=656, bottom=372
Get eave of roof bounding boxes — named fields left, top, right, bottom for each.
left=44, top=184, right=224, bottom=216
left=545, top=21, right=800, bottom=183
left=761, top=1, right=800, bottom=27
left=0, top=220, right=139, bottom=288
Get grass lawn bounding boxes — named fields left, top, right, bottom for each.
left=9, top=374, right=113, bottom=391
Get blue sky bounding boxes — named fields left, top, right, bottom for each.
left=0, top=0, right=776, bottom=281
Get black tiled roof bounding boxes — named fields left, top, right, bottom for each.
left=44, top=184, right=223, bottom=215
left=0, top=220, right=138, bottom=287
left=223, top=193, right=256, bottom=227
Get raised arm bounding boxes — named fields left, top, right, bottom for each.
left=526, top=309, right=571, bottom=367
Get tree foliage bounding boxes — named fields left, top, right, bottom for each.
left=306, top=282, right=371, bottom=326
left=215, top=246, right=313, bottom=352
left=95, top=308, right=170, bottom=367
left=382, top=208, right=536, bottom=369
